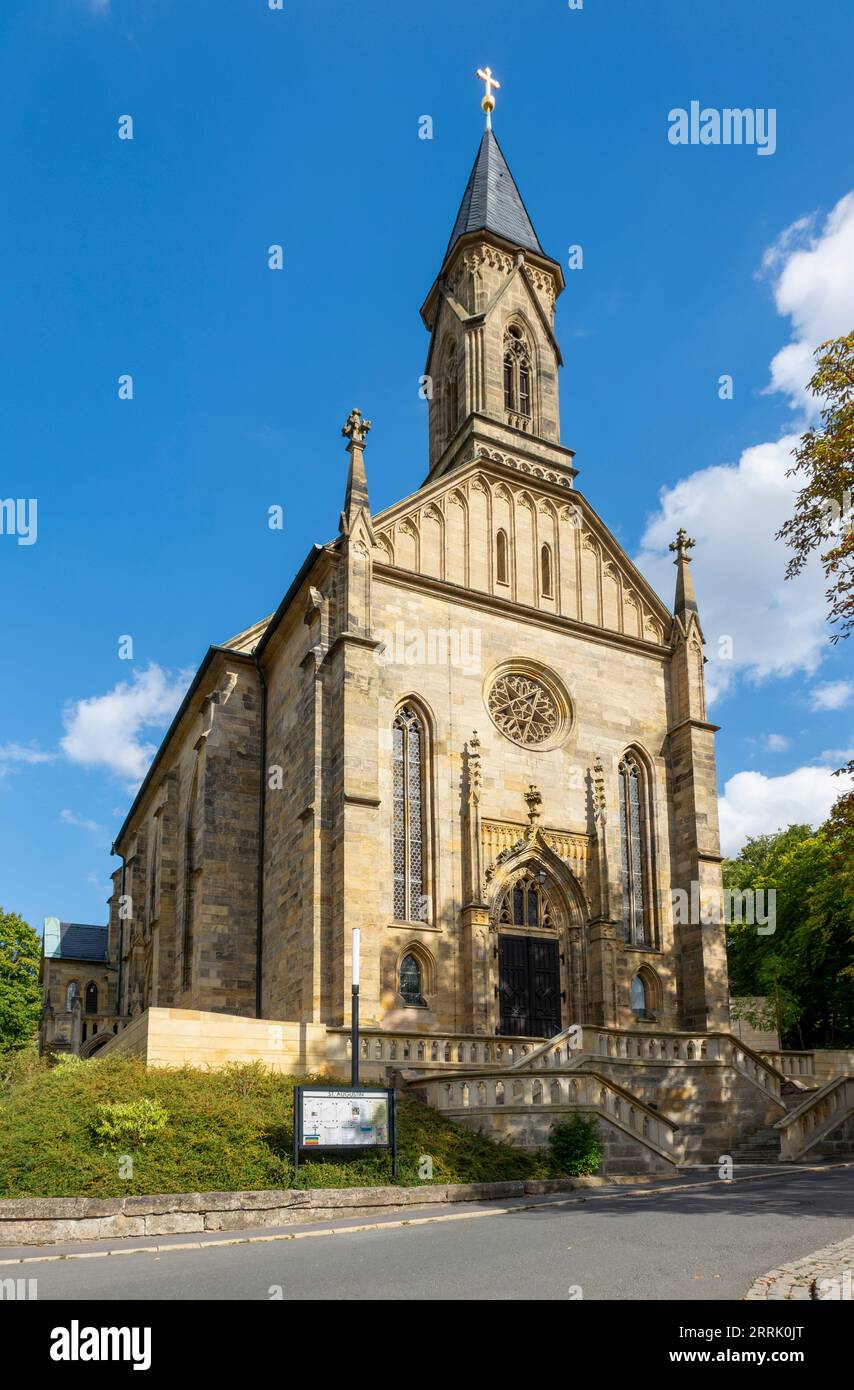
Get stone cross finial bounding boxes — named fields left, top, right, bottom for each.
left=669, top=527, right=696, bottom=562
left=342, top=408, right=372, bottom=447
left=524, top=783, right=542, bottom=829
left=476, top=66, right=500, bottom=128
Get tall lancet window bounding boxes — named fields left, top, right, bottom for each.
left=444, top=344, right=459, bottom=441
left=618, top=753, right=650, bottom=946
left=393, top=706, right=427, bottom=922
left=496, top=529, right=509, bottom=585
left=182, top=768, right=200, bottom=990
left=503, top=324, right=532, bottom=417
left=541, top=543, right=553, bottom=597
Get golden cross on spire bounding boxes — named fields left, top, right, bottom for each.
left=476, top=66, right=500, bottom=129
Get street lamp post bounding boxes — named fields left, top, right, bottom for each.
left=351, top=928, right=360, bottom=1088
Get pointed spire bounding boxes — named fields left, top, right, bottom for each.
left=669, top=528, right=698, bottom=617
left=339, top=408, right=372, bottom=536
left=443, top=128, right=544, bottom=266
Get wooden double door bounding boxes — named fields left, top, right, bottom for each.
left=498, top=934, right=562, bottom=1038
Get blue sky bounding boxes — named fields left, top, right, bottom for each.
left=1, top=0, right=852, bottom=934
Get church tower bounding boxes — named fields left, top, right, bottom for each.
left=420, top=71, right=574, bottom=486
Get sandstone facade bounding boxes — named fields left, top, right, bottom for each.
left=85, top=123, right=732, bottom=1045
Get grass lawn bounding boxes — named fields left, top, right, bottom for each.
left=0, top=1050, right=549, bottom=1198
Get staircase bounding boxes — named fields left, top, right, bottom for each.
left=728, top=1085, right=816, bottom=1163
left=729, top=1121, right=783, bottom=1163
left=337, top=1023, right=854, bottom=1173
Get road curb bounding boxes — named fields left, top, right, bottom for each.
left=2, top=1162, right=851, bottom=1267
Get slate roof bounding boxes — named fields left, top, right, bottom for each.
left=443, top=128, right=544, bottom=264
left=45, top=922, right=109, bottom=963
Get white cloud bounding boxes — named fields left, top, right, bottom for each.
left=810, top=680, right=853, bottom=711
left=637, top=189, right=854, bottom=704
left=763, top=192, right=854, bottom=411
left=764, top=733, right=790, bottom=752
left=0, top=742, right=55, bottom=766
left=636, top=436, right=827, bottom=701
left=819, top=746, right=854, bottom=766
left=60, top=663, right=192, bottom=786
left=60, top=808, right=105, bottom=836
left=719, top=764, right=853, bottom=857
left=0, top=742, right=56, bottom=780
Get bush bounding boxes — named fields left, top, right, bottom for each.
left=0, top=1057, right=551, bottom=1197
left=51, top=1053, right=86, bottom=1072
left=548, top=1114, right=603, bottom=1176
left=0, top=1045, right=44, bottom=1096
left=91, top=1099, right=169, bottom=1149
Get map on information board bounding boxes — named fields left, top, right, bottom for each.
left=300, top=1088, right=390, bottom=1148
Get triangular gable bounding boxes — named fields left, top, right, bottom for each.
left=373, top=456, right=672, bottom=645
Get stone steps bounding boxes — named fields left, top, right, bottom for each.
left=730, top=1123, right=783, bottom=1162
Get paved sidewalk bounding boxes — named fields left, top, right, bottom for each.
left=745, top=1233, right=854, bottom=1300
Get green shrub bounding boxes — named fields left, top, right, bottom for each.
left=0, top=1045, right=44, bottom=1096
left=91, top=1098, right=168, bottom=1149
left=0, top=1057, right=551, bottom=1197
left=51, top=1053, right=86, bottom=1072
left=548, top=1114, right=603, bottom=1176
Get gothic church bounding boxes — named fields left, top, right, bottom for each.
left=42, top=89, right=730, bottom=1068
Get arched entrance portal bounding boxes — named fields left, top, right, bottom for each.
left=494, top=868, right=564, bottom=1037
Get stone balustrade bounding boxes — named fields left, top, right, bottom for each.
left=325, top=1024, right=788, bottom=1107
left=325, top=1027, right=544, bottom=1075
left=508, top=1025, right=784, bottom=1102
left=414, top=1066, right=679, bottom=1162
left=776, top=1077, right=854, bottom=1161
left=761, top=1050, right=816, bottom=1078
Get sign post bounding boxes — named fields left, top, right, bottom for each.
left=293, top=1085, right=397, bottom=1180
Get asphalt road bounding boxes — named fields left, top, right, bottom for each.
left=10, top=1167, right=854, bottom=1301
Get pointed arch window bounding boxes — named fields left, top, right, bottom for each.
left=393, top=706, right=427, bottom=922
left=630, top=973, right=646, bottom=1013
left=541, top=543, right=553, bottom=597
left=66, top=981, right=79, bottom=1012
left=503, top=324, right=532, bottom=417
left=619, top=754, right=651, bottom=946
left=498, top=872, right=555, bottom=930
left=631, top=967, right=659, bottom=1020
left=85, top=982, right=98, bottom=1014
left=399, top=953, right=424, bottom=1006
left=496, top=529, right=509, bottom=586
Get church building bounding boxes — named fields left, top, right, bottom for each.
left=39, top=76, right=854, bottom=1174
left=89, top=89, right=728, bottom=1049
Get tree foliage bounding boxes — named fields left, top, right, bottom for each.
left=0, top=909, right=42, bottom=1051
left=778, top=331, right=854, bottom=640
left=725, top=820, right=854, bottom=1049
left=777, top=332, right=854, bottom=825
